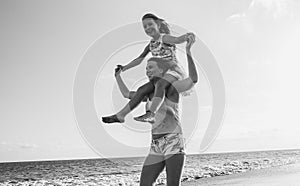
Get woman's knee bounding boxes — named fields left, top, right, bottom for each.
left=165, top=154, right=185, bottom=185
left=167, top=180, right=181, bottom=186
left=140, top=166, right=161, bottom=186
left=139, top=177, right=156, bottom=186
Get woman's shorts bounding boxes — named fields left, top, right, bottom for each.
left=149, top=133, right=185, bottom=156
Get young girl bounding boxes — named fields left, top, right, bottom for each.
left=102, top=13, right=195, bottom=123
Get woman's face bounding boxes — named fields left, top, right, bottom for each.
left=142, top=18, right=160, bottom=37
left=146, top=60, right=163, bottom=80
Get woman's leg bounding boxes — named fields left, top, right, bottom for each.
left=165, top=154, right=185, bottom=186
left=102, top=81, right=154, bottom=123
left=135, top=74, right=177, bottom=123
left=140, top=155, right=165, bottom=186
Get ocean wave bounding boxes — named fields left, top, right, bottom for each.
left=0, top=149, right=300, bottom=185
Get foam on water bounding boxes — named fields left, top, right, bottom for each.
left=1, top=149, right=300, bottom=185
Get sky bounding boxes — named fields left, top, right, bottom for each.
left=1, top=0, right=300, bottom=162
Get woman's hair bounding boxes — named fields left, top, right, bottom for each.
left=148, top=57, right=177, bottom=74
left=142, top=13, right=170, bottom=34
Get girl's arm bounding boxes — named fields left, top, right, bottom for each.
left=172, top=36, right=198, bottom=93
left=162, top=32, right=195, bottom=45
left=122, top=44, right=150, bottom=71
left=115, top=67, right=136, bottom=99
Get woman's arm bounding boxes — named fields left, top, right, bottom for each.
left=122, top=44, right=150, bottom=71
left=172, top=36, right=198, bottom=93
left=114, top=66, right=135, bottom=99
left=186, top=37, right=198, bottom=83
left=162, top=32, right=195, bottom=45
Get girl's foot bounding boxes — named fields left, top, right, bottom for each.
left=134, top=111, right=155, bottom=123
left=102, top=114, right=124, bottom=123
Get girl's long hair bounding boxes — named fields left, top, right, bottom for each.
left=142, top=13, right=170, bottom=34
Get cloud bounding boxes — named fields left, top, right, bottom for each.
left=227, top=13, right=246, bottom=23
left=0, top=142, right=38, bottom=149
left=250, top=0, right=293, bottom=19
left=0, top=141, right=8, bottom=145
left=18, top=143, right=38, bottom=149
left=234, top=0, right=293, bottom=20
left=227, top=0, right=295, bottom=34
left=226, top=11, right=253, bottom=34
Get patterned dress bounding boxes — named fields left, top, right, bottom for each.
left=149, top=34, right=191, bottom=95
left=149, top=34, right=177, bottom=61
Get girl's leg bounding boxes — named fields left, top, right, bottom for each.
left=165, top=154, right=185, bottom=186
left=135, top=74, right=177, bottom=123
left=165, top=83, right=179, bottom=103
left=140, top=155, right=165, bottom=186
left=127, top=81, right=154, bottom=110
left=102, top=81, right=154, bottom=123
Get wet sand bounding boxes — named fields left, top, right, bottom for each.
left=182, top=162, right=300, bottom=186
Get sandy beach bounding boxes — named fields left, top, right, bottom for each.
left=182, top=162, right=300, bottom=186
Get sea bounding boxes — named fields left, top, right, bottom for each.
left=1, top=149, right=300, bottom=186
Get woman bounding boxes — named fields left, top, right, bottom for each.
left=113, top=37, right=197, bottom=185
left=102, top=13, right=195, bottom=124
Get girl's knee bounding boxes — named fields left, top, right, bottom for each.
left=156, top=78, right=171, bottom=89
left=137, top=84, right=154, bottom=96
left=156, top=74, right=177, bottom=89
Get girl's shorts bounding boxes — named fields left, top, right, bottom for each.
left=165, top=64, right=193, bottom=96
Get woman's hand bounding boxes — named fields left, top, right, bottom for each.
left=114, top=65, right=124, bottom=77
left=186, top=32, right=195, bottom=42
left=186, top=34, right=195, bottom=50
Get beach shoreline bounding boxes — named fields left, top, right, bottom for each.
left=181, top=162, right=300, bottom=186
left=1, top=149, right=300, bottom=186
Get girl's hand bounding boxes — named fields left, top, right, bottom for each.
left=188, top=32, right=195, bottom=42
left=186, top=32, right=195, bottom=42
left=114, top=65, right=123, bottom=77
left=186, top=35, right=195, bottom=50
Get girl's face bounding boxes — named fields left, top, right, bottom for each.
left=142, top=18, right=160, bottom=37
left=146, top=61, right=163, bottom=80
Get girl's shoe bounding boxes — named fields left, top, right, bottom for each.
left=134, top=111, right=155, bottom=123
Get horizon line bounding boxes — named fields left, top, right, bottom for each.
left=1, top=147, right=299, bottom=164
